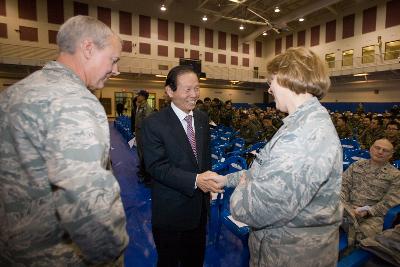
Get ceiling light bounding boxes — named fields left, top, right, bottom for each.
left=239, top=24, right=245, bottom=30
left=274, top=7, right=280, bottom=13
left=230, top=80, right=240, bottom=84
left=202, top=15, right=208, bottom=21
left=353, top=73, right=368, bottom=77
left=160, top=4, right=166, bottom=11
left=155, top=74, right=167, bottom=78
left=200, top=77, right=207, bottom=80
left=298, top=17, right=304, bottom=22
left=262, top=31, right=267, bottom=36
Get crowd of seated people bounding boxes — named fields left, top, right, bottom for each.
left=195, top=97, right=285, bottom=145
left=193, top=97, right=400, bottom=161
left=331, top=109, right=400, bottom=161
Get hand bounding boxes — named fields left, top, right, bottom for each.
left=238, top=173, right=246, bottom=185
left=196, top=171, right=225, bottom=193
left=211, top=173, right=228, bottom=188
left=354, top=207, right=368, bottom=218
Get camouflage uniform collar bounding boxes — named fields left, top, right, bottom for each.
left=367, top=159, right=392, bottom=173
left=282, top=96, right=318, bottom=125
left=43, top=61, right=86, bottom=88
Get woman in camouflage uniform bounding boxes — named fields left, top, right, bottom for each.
left=224, top=47, right=343, bottom=267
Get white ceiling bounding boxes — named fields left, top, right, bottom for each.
left=83, top=0, right=380, bottom=41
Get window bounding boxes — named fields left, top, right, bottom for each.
left=114, top=92, right=133, bottom=117
left=253, top=67, right=259, bottom=78
left=342, top=49, right=353, bottom=66
left=325, top=53, right=335, bottom=68
left=362, top=45, right=375, bottom=63
left=384, top=40, right=400, bottom=60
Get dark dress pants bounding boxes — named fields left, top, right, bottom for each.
left=152, top=204, right=207, bottom=267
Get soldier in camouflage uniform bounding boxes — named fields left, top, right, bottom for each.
left=238, top=114, right=259, bottom=145
left=341, top=139, right=400, bottom=246
left=260, top=116, right=278, bottom=141
left=134, top=90, right=153, bottom=183
left=217, top=47, right=343, bottom=266
left=359, top=117, right=384, bottom=149
left=219, top=100, right=234, bottom=127
left=336, top=116, right=353, bottom=139
left=355, top=116, right=371, bottom=141
left=0, top=16, right=128, bottom=266
left=384, top=121, right=400, bottom=161
left=209, top=98, right=221, bottom=124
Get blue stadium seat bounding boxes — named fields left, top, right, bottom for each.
left=338, top=204, right=400, bottom=266
left=212, top=156, right=249, bottom=266
left=341, top=138, right=360, bottom=150
left=393, top=160, right=400, bottom=169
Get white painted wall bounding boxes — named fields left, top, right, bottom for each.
left=0, top=0, right=399, bottom=117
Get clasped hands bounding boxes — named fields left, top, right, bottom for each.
left=197, top=171, right=227, bottom=193
left=351, top=205, right=370, bottom=218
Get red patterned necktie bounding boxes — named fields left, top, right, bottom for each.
left=184, top=115, right=197, bottom=160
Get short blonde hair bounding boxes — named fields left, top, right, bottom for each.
left=266, top=47, right=330, bottom=99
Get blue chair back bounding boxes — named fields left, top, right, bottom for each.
left=340, top=138, right=360, bottom=150
left=393, top=160, right=400, bottom=169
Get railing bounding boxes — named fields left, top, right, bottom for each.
left=1, top=43, right=399, bottom=81
left=326, top=51, right=400, bottom=76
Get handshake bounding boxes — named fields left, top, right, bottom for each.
left=197, top=170, right=227, bottom=193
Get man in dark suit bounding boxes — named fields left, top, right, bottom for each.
left=141, top=65, right=224, bottom=267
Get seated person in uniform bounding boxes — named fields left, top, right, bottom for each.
left=384, top=121, right=400, bottom=161
left=341, top=138, right=400, bottom=246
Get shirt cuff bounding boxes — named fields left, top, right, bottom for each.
left=194, top=174, right=198, bottom=189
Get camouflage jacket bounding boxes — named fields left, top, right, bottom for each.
left=341, top=159, right=400, bottom=217
left=359, top=128, right=384, bottom=149
left=260, top=125, right=278, bottom=142
left=227, top=97, right=343, bottom=267
left=239, top=121, right=260, bottom=145
left=135, top=101, right=153, bottom=130
left=219, top=108, right=233, bottom=127
left=336, top=125, right=353, bottom=139
left=0, top=61, right=128, bottom=266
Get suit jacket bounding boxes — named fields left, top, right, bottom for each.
left=141, top=105, right=212, bottom=231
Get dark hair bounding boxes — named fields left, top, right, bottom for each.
left=204, top=97, right=211, bottom=102
left=137, top=90, right=149, bottom=99
left=371, top=117, right=383, bottom=126
left=196, top=99, right=203, bottom=105
left=337, top=116, right=348, bottom=123
left=386, top=120, right=399, bottom=130
left=165, top=65, right=196, bottom=91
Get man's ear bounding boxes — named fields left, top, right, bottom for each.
left=80, top=39, right=94, bottom=60
left=165, top=85, right=174, bottom=98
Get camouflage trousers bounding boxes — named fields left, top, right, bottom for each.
left=343, top=211, right=383, bottom=246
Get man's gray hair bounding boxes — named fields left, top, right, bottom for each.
left=57, top=15, right=116, bottom=54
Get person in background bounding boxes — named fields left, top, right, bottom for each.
left=336, top=116, right=353, bottom=139
left=195, top=99, right=204, bottom=113
left=359, top=117, right=384, bottom=149
left=203, top=97, right=211, bottom=116
left=130, top=96, right=137, bottom=134
left=219, top=100, right=234, bottom=127
left=384, top=121, right=400, bottom=161
left=209, top=98, right=221, bottom=125
left=116, top=101, right=124, bottom=116
left=260, top=115, right=278, bottom=141
left=134, top=89, right=153, bottom=184
left=0, top=16, right=128, bottom=266
left=214, top=47, right=343, bottom=266
left=341, top=138, right=400, bottom=247
left=141, top=65, right=224, bottom=267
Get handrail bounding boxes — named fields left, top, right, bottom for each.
left=0, top=43, right=399, bottom=81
